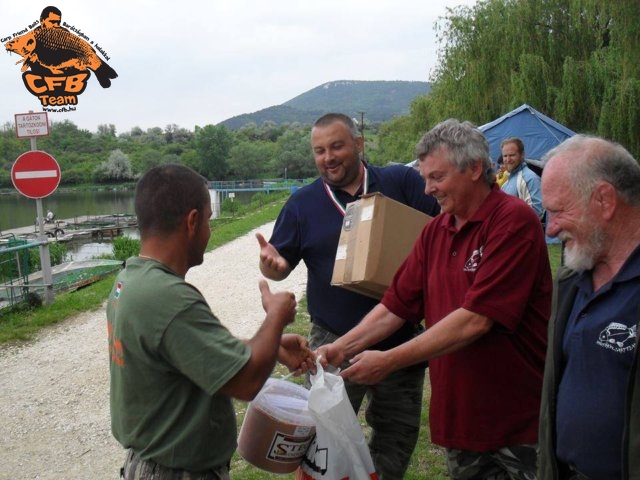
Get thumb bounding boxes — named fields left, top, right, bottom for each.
left=256, top=232, right=267, bottom=247
left=258, top=279, right=271, bottom=296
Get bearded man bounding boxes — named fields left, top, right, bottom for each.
left=538, top=135, right=640, bottom=480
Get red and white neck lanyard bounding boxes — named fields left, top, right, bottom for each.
left=323, top=162, right=369, bottom=216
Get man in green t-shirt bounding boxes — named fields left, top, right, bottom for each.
left=107, top=164, right=312, bottom=480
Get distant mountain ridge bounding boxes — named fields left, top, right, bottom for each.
left=219, top=80, right=430, bottom=130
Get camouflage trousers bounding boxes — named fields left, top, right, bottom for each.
left=120, top=449, right=230, bottom=480
left=307, top=323, right=426, bottom=480
left=446, top=444, right=539, bottom=480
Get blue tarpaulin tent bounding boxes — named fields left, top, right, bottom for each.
left=479, top=104, right=576, bottom=171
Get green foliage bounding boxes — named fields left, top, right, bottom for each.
left=419, top=0, right=640, bottom=157
left=249, top=191, right=275, bottom=208
left=195, top=124, right=234, bottom=179
left=228, top=141, right=274, bottom=179
left=112, top=236, right=141, bottom=262
left=273, top=126, right=316, bottom=178
left=0, top=167, right=11, bottom=189
left=93, top=149, right=134, bottom=183
left=0, top=242, right=30, bottom=282
left=218, top=190, right=290, bottom=220
left=372, top=115, right=421, bottom=164
left=28, top=242, right=68, bottom=272
left=221, top=197, right=240, bottom=216
left=547, top=243, right=563, bottom=274
left=0, top=275, right=114, bottom=343
left=208, top=192, right=289, bottom=249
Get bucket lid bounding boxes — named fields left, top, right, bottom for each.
left=251, top=378, right=314, bottom=426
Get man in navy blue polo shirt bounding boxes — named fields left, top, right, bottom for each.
left=257, top=112, right=439, bottom=479
left=538, top=135, right=640, bottom=480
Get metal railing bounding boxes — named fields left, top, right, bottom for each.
left=208, top=179, right=309, bottom=193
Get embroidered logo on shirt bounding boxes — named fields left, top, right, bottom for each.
left=464, top=246, right=484, bottom=272
left=597, top=322, right=637, bottom=353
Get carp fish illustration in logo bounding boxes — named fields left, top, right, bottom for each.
left=3, top=6, right=117, bottom=110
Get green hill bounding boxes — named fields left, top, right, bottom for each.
left=219, top=80, right=430, bottom=130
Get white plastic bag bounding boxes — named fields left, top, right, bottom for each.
left=296, top=359, right=378, bottom=480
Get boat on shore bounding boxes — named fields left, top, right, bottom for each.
left=27, top=258, right=124, bottom=292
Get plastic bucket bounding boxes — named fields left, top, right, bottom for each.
left=237, top=378, right=315, bottom=473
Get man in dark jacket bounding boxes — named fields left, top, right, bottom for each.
left=538, top=135, right=640, bottom=480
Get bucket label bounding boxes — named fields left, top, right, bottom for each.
left=294, top=425, right=313, bottom=436
left=267, top=431, right=314, bottom=463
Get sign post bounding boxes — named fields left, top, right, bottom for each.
left=11, top=112, right=58, bottom=305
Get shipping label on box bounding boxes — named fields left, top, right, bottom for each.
left=331, top=192, right=431, bottom=299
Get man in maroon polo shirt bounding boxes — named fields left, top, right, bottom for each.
left=319, top=119, right=552, bottom=479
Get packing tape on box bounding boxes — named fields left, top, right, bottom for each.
left=342, top=201, right=361, bottom=283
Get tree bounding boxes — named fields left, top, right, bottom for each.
left=94, top=149, right=133, bottom=183
left=371, top=95, right=439, bottom=165
left=194, top=124, right=233, bottom=180
left=273, top=127, right=316, bottom=179
left=373, top=115, right=420, bottom=165
left=227, top=141, right=272, bottom=180
left=164, top=124, right=194, bottom=144
left=402, top=0, right=640, bottom=157
left=131, top=148, right=163, bottom=175
left=96, top=124, right=116, bottom=138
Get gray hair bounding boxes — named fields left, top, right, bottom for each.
left=543, top=134, right=640, bottom=206
left=415, top=119, right=493, bottom=185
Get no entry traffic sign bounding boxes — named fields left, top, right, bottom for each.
left=11, top=150, right=61, bottom=199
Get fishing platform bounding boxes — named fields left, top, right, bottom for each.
left=1, top=213, right=138, bottom=243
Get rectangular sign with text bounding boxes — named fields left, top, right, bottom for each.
left=15, top=112, right=49, bottom=138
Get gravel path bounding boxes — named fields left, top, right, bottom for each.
left=0, top=222, right=307, bottom=480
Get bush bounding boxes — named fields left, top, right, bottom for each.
left=221, top=197, right=241, bottom=216
left=28, top=242, right=68, bottom=272
left=112, top=236, right=140, bottom=262
left=249, top=191, right=270, bottom=207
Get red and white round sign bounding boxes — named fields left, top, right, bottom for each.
left=11, top=150, right=61, bottom=199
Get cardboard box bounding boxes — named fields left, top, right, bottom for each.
left=331, top=192, right=431, bottom=299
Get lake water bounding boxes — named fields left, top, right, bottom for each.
left=0, top=187, right=137, bottom=231
left=1, top=188, right=252, bottom=261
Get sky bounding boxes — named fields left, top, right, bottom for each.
left=1, top=0, right=477, bottom=135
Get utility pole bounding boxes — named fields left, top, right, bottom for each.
left=358, top=111, right=365, bottom=160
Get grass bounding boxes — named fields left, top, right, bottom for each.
left=207, top=193, right=289, bottom=250
left=0, top=198, right=564, bottom=478
left=0, top=273, right=114, bottom=343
